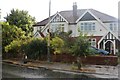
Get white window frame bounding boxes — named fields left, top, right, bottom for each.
left=50, top=23, right=65, bottom=32
left=80, top=22, right=95, bottom=31
left=110, top=23, right=117, bottom=31
left=89, top=38, right=96, bottom=47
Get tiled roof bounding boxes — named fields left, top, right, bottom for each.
left=33, top=9, right=117, bottom=26
left=90, top=9, right=117, bottom=22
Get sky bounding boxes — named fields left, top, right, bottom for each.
left=0, top=0, right=120, bottom=22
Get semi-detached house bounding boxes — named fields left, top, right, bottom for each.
left=33, top=3, right=120, bottom=55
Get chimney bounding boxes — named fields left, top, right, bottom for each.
left=73, top=2, right=77, bottom=22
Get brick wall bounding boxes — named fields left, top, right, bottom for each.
left=51, top=54, right=118, bottom=66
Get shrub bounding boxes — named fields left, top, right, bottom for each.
left=5, top=37, right=48, bottom=59
left=71, top=32, right=90, bottom=69
left=23, top=38, right=47, bottom=59
left=72, top=33, right=90, bottom=57
left=5, top=39, right=22, bottom=58
left=51, top=37, right=64, bottom=54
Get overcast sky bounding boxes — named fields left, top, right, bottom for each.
left=0, top=0, right=120, bottom=22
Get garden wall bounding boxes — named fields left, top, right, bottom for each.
left=51, top=54, right=118, bottom=66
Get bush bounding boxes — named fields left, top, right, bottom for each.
left=5, top=39, right=23, bottom=58
left=4, top=38, right=48, bottom=59
left=54, top=31, right=75, bottom=54
left=51, top=37, right=64, bottom=54
left=23, top=38, right=47, bottom=59
left=71, top=33, right=90, bottom=57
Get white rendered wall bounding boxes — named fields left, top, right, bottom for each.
left=33, top=26, right=44, bottom=34
left=68, top=25, right=77, bottom=37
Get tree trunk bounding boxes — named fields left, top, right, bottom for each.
left=77, top=57, right=82, bottom=70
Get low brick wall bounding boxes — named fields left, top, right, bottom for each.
left=51, top=54, right=118, bottom=66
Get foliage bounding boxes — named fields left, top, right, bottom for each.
left=4, top=36, right=31, bottom=58
left=51, top=37, right=64, bottom=54
left=2, top=22, right=26, bottom=53
left=5, top=39, right=22, bottom=58
left=5, top=40, right=22, bottom=53
left=116, top=51, right=120, bottom=57
left=71, top=32, right=90, bottom=69
left=5, top=9, right=36, bottom=36
left=51, top=30, right=75, bottom=54
left=5, top=37, right=48, bottom=59
left=23, top=38, right=47, bottom=59
left=72, top=32, right=90, bottom=57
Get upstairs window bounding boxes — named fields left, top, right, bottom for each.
left=110, top=24, right=113, bottom=31
left=114, top=24, right=117, bottom=31
left=81, top=23, right=84, bottom=30
left=80, top=22, right=95, bottom=31
left=50, top=24, right=65, bottom=32
left=110, top=23, right=117, bottom=31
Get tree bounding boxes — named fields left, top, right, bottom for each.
left=51, top=37, right=64, bottom=54
left=5, top=9, right=36, bottom=36
left=51, top=30, right=74, bottom=54
left=57, top=30, right=75, bottom=54
left=2, top=22, right=25, bottom=54
left=72, top=32, right=90, bottom=69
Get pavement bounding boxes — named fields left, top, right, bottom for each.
left=2, top=59, right=119, bottom=79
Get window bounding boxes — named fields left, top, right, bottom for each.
left=110, top=24, right=113, bottom=30
left=50, top=23, right=65, bottom=32
left=92, top=23, right=95, bottom=30
left=110, top=23, right=117, bottom=31
left=114, top=24, right=117, bottom=31
left=88, top=23, right=91, bottom=30
left=89, top=38, right=96, bottom=47
left=80, top=22, right=95, bottom=31
left=84, top=23, right=88, bottom=30
left=56, top=17, right=60, bottom=21
left=81, top=23, right=84, bottom=31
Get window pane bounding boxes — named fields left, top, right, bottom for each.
left=85, top=25, right=87, bottom=30
left=89, top=23, right=91, bottom=30
left=92, top=23, right=95, bottom=30
left=91, top=38, right=96, bottom=47
left=114, top=24, right=116, bottom=31
left=80, top=22, right=95, bottom=31
left=93, top=26, right=95, bottom=30
left=84, top=23, right=87, bottom=30
left=81, top=26, right=83, bottom=30
left=81, top=23, right=83, bottom=25
left=110, top=24, right=113, bottom=30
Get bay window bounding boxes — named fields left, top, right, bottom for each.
left=80, top=22, right=95, bottom=31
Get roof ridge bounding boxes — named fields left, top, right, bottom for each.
left=34, top=8, right=117, bottom=27
left=59, top=9, right=88, bottom=12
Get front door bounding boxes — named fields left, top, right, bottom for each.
left=105, top=41, right=114, bottom=54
